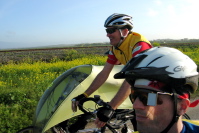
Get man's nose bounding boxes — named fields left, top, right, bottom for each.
left=107, top=33, right=111, bottom=37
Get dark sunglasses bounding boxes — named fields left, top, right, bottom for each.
left=105, top=28, right=118, bottom=34
left=130, top=88, right=173, bottom=106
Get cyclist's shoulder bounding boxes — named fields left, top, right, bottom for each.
left=132, top=120, right=199, bottom=133
left=183, top=119, right=199, bottom=126
left=182, top=119, right=199, bottom=132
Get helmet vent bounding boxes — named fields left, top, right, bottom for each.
left=146, top=56, right=163, bottom=67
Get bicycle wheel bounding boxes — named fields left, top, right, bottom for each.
left=16, top=126, right=34, bottom=133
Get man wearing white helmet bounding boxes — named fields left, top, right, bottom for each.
left=70, top=13, right=152, bottom=131
left=114, top=47, right=199, bottom=133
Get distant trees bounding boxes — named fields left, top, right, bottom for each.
left=150, top=38, right=199, bottom=44
left=152, top=42, right=160, bottom=46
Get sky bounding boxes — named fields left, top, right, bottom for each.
left=0, top=0, right=199, bottom=49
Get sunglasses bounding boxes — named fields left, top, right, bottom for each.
left=105, top=28, right=118, bottom=34
left=130, top=88, right=173, bottom=106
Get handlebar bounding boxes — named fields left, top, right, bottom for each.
left=78, top=95, right=135, bottom=130
left=78, top=95, right=108, bottom=114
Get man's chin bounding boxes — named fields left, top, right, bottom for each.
left=110, top=42, right=117, bottom=47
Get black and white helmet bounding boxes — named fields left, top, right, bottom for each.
left=114, top=47, right=198, bottom=93
left=104, top=13, right=133, bottom=30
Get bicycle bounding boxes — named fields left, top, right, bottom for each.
left=75, top=95, right=135, bottom=133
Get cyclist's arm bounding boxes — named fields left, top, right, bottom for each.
left=106, top=48, right=121, bottom=65
left=108, top=80, right=131, bottom=110
left=108, top=42, right=152, bottom=109
left=94, top=80, right=131, bottom=128
left=84, top=62, right=114, bottom=96
left=132, top=41, right=152, bottom=57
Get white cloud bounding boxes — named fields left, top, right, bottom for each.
left=184, top=0, right=199, bottom=4
left=167, top=5, right=176, bottom=17
left=147, top=8, right=158, bottom=17
left=154, top=0, right=162, bottom=5
left=166, top=1, right=199, bottom=33
left=146, top=0, right=163, bottom=17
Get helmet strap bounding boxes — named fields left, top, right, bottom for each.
left=160, top=88, right=180, bottom=133
left=115, top=29, right=129, bottom=48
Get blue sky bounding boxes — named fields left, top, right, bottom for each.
left=0, top=0, right=199, bottom=49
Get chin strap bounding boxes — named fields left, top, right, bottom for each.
left=161, top=88, right=180, bottom=133
left=132, top=109, right=137, bottom=131
left=115, top=29, right=129, bottom=48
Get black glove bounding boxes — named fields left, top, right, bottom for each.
left=96, top=105, right=115, bottom=122
left=71, top=94, right=86, bottom=112
left=72, top=94, right=86, bottom=102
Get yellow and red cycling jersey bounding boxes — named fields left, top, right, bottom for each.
left=107, top=32, right=152, bottom=65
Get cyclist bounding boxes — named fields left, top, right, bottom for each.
left=114, top=46, right=199, bottom=133
left=69, top=13, right=152, bottom=131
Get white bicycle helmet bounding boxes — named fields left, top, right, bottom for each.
left=114, top=46, right=198, bottom=93
left=104, top=13, right=133, bottom=30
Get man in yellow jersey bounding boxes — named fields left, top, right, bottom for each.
left=66, top=13, right=152, bottom=132
left=50, top=13, right=152, bottom=133
left=114, top=47, right=199, bottom=133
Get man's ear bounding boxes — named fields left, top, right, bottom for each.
left=122, top=28, right=129, bottom=36
left=177, top=99, right=190, bottom=115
